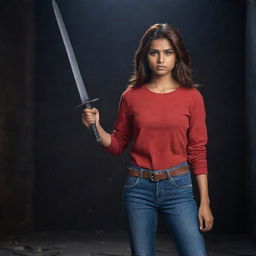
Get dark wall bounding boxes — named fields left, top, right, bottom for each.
left=0, top=0, right=35, bottom=233
left=35, top=0, right=246, bottom=233
left=246, top=0, right=256, bottom=242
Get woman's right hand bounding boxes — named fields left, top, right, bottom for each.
left=82, top=107, right=100, bottom=129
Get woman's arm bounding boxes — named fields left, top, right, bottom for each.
left=187, top=90, right=214, bottom=231
left=195, top=174, right=214, bottom=232
left=82, top=92, right=132, bottom=154
left=82, top=107, right=111, bottom=147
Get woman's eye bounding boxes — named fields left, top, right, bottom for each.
left=149, top=51, right=157, bottom=56
left=165, top=50, right=173, bottom=55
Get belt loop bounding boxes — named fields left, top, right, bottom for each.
left=140, top=168, right=143, bottom=178
left=166, top=169, right=171, bottom=179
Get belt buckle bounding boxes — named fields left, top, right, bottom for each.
left=150, top=172, right=158, bottom=182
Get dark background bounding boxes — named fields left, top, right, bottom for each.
left=1, top=0, right=256, bottom=242
left=35, top=0, right=246, bottom=232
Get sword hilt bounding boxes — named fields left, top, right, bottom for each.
left=85, top=99, right=101, bottom=143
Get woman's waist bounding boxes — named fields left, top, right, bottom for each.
left=127, top=161, right=189, bottom=173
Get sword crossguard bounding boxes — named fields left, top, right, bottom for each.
left=74, top=98, right=100, bottom=109
left=85, top=98, right=100, bottom=104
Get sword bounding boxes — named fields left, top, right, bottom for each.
left=52, top=0, right=101, bottom=143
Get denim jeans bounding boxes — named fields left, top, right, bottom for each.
left=122, top=161, right=207, bottom=256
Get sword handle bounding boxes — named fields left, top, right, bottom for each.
left=85, top=102, right=101, bottom=143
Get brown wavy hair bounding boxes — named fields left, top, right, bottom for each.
left=127, top=23, right=198, bottom=89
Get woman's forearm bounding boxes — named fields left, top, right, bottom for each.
left=195, top=174, right=210, bottom=205
left=195, top=174, right=214, bottom=231
left=96, top=123, right=112, bottom=147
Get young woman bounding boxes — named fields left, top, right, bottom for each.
left=82, top=23, right=214, bottom=256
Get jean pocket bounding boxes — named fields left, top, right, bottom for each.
left=169, top=173, right=192, bottom=188
left=124, top=176, right=140, bottom=188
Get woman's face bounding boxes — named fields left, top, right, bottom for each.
left=147, top=38, right=177, bottom=77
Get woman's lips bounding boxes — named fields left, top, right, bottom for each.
left=156, top=66, right=166, bottom=70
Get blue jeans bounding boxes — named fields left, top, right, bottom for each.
left=122, top=161, right=207, bottom=256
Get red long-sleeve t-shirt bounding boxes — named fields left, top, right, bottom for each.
left=105, top=84, right=208, bottom=175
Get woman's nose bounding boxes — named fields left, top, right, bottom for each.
left=157, top=53, right=164, bottom=63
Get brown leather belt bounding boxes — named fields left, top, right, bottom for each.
left=127, top=165, right=189, bottom=181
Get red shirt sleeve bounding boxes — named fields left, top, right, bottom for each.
left=187, top=90, right=208, bottom=175
left=104, top=93, right=132, bottom=155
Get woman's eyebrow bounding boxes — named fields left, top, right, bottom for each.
left=149, top=48, right=174, bottom=51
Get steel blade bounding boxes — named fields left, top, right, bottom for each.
left=52, top=0, right=89, bottom=104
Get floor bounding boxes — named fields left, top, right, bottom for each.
left=0, top=231, right=255, bottom=256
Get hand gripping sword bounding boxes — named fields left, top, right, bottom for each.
left=52, top=0, right=101, bottom=143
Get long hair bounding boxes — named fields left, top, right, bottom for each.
left=127, top=23, right=197, bottom=89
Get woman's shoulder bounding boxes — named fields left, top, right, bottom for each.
left=121, top=85, right=145, bottom=99
left=180, top=86, right=204, bottom=99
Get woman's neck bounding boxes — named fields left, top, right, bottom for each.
left=148, top=74, right=179, bottom=91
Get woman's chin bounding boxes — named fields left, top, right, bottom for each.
left=153, top=70, right=171, bottom=77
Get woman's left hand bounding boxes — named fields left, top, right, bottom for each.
left=198, top=204, right=214, bottom=232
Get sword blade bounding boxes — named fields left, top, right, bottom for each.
left=52, top=0, right=101, bottom=143
left=52, top=0, right=89, bottom=104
